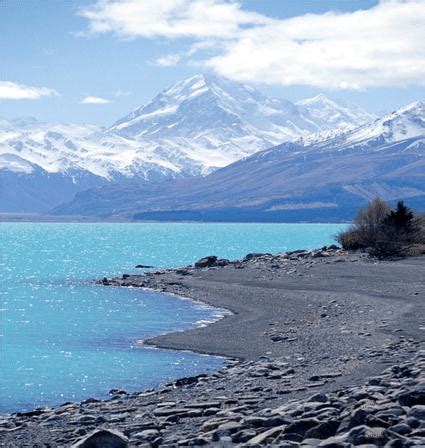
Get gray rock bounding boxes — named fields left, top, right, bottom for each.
left=308, top=393, right=328, bottom=403
left=203, top=407, right=220, bottom=416
left=398, top=384, right=425, bottom=406
left=194, top=256, right=217, bottom=268
left=243, top=416, right=269, bottom=427
left=285, top=418, right=321, bottom=436
left=75, top=414, right=106, bottom=425
left=212, top=421, right=243, bottom=441
left=245, top=425, right=286, bottom=445
left=232, top=429, right=257, bottom=443
left=407, top=405, right=425, bottom=421
left=410, top=428, right=425, bottom=437
left=405, top=416, right=420, bottom=428
left=71, top=429, right=128, bottom=447
left=388, top=422, right=411, bottom=435
left=243, top=415, right=288, bottom=428
left=320, top=425, right=388, bottom=446
left=186, top=401, right=221, bottom=409
left=132, top=429, right=160, bottom=441
left=202, top=417, right=239, bottom=431
left=153, top=407, right=188, bottom=417
left=304, top=420, right=340, bottom=439
left=243, top=253, right=272, bottom=261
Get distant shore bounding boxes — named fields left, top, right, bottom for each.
left=2, top=248, right=424, bottom=447
left=0, top=213, right=352, bottom=224
left=0, top=213, right=134, bottom=223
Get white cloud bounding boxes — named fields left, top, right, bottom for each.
left=154, top=53, right=181, bottom=67
left=206, top=0, right=425, bottom=89
left=80, top=96, right=111, bottom=104
left=80, top=0, right=425, bottom=89
left=79, top=0, right=271, bottom=39
left=0, top=81, right=58, bottom=100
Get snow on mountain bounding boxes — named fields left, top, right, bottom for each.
left=296, top=94, right=376, bottom=131
left=1, top=74, right=376, bottom=181
left=304, top=100, right=425, bottom=152
left=0, top=74, right=384, bottom=212
left=107, top=74, right=375, bottom=170
left=0, top=119, right=103, bottom=175
left=109, top=74, right=318, bottom=143
left=54, top=102, right=425, bottom=220
left=343, top=101, right=425, bottom=145
left=0, top=118, right=196, bottom=181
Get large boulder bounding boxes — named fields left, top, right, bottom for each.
left=243, top=253, right=272, bottom=261
left=71, top=429, right=128, bottom=448
left=194, top=256, right=218, bottom=268
left=319, top=425, right=388, bottom=446
left=398, top=384, right=425, bottom=406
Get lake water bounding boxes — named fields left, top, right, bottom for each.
left=0, top=222, right=347, bottom=412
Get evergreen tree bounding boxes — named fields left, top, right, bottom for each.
left=384, top=201, right=414, bottom=232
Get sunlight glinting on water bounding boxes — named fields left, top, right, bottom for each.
left=0, top=222, right=347, bottom=412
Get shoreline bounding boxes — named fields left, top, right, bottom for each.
left=104, top=248, right=424, bottom=361
left=2, top=248, right=424, bottom=446
left=135, top=288, right=234, bottom=358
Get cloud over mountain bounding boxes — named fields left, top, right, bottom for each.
left=79, top=0, right=270, bottom=40
left=80, top=0, right=425, bottom=89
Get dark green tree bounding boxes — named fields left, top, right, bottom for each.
left=384, top=201, right=414, bottom=232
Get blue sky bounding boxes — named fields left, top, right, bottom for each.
left=2, top=0, right=424, bottom=125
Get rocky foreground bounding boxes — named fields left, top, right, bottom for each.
left=1, top=248, right=424, bottom=447
left=1, top=346, right=424, bottom=447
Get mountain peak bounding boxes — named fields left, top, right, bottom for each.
left=163, top=73, right=211, bottom=97
left=296, top=93, right=336, bottom=106
left=108, top=73, right=377, bottom=145
left=393, top=100, right=425, bottom=115
left=332, top=99, right=425, bottom=147
left=296, top=94, right=375, bottom=131
left=160, top=73, right=259, bottom=105
left=378, top=100, right=425, bottom=126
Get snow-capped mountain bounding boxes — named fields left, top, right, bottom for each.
left=0, top=74, right=379, bottom=212
left=106, top=74, right=375, bottom=171
left=109, top=74, right=321, bottom=142
left=54, top=101, right=425, bottom=220
left=337, top=100, right=425, bottom=147
left=298, top=101, right=425, bottom=151
left=1, top=74, right=376, bottom=179
left=296, top=94, right=375, bottom=132
left=0, top=120, right=98, bottom=174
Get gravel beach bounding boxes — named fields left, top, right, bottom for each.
left=1, top=248, right=424, bottom=447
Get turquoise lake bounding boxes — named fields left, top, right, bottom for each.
left=0, top=222, right=347, bottom=412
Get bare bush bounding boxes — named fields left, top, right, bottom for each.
left=337, top=198, right=424, bottom=257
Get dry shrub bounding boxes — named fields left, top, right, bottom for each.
left=337, top=198, right=424, bottom=257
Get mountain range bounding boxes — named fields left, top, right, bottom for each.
left=53, top=101, right=425, bottom=222
left=0, top=74, right=376, bottom=213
